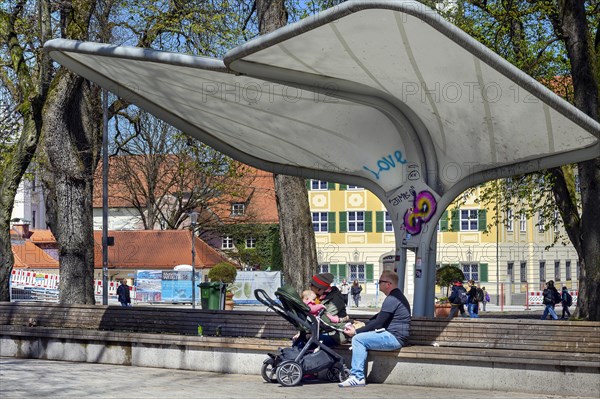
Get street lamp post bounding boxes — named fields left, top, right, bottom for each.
left=190, top=211, right=198, bottom=309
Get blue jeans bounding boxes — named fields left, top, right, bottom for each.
left=350, top=330, right=401, bottom=380
left=468, top=303, right=479, bottom=318
left=541, top=305, right=558, bottom=320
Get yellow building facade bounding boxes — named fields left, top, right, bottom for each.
left=308, top=180, right=579, bottom=306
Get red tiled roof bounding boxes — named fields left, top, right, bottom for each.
left=93, top=157, right=279, bottom=225
left=13, top=229, right=228, bottom=270
left=92, top=230, right=229, bottom=269
left=246, top=170, right=279, bottom=223
left=12, top=241, right=59, bottom=269
left=28, top=229, right=56, bottom=244
left=210, top=168, right=279, bottom=224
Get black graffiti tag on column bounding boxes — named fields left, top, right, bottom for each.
left=363, top=150, right=408, bottom=180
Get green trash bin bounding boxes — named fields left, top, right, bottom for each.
left=199, top=282, right=225, bottom=310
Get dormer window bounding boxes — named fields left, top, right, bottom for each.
left=231, top=203, right=245, bottom=216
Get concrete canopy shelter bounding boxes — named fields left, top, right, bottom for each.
left=44, top=0, right=599, bottom=316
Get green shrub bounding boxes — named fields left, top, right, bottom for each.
left=208, top=262, right=238, bottom=284
left=435, top=265, right=465, bottom=297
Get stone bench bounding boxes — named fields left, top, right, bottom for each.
left=1, top=302, right=598, bottom=397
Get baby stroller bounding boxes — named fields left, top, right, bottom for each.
left=254, top=285, right=350, bottom=387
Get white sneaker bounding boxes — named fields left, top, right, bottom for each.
left=338, top=376, right=366, bottom=387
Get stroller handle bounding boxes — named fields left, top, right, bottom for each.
left=254, top=288, right=279, bottom=308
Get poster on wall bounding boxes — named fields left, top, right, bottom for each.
left=231, top=271, right=281, bottom=304
left=135, top=270, right=202, bottom=303
left=135, top=270, right=162, bottom=303
left=161, top=271, right=201, bottom=303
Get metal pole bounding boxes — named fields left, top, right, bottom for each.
left=495, top=185, right=499, bottom=305
left=190, top=212, right=197, bottom=309
left=102, top=89, right=109, bottom=305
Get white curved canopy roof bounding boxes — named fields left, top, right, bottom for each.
left=45, top=0, right=599, bottom=240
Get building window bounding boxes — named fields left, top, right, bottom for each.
left=539, top=261, right=546, bottom=282
left=221, top=236, right=234, bottom=249
left=312, top=212, right=328, bottom=232
left=520, top=262, right=527, bottom=282
left=537, top=212, right=545, bottom=232
left=348, top=211, right=365, bottom=232
left=566, top=260, right=571, bottom=281
left=347, top=185, right=361, bottom=190
left=506, top=209, right=513, bottom=232
left=311, top=180, right=328, bottom=190
left=349, top=264, right=365, bottom=282
left=318, top=264, right=329, bottom=274
left=384, top=212, right=394, bottom=232
left=462, top=263, right=479, bottom=281
left=575, top=174, right=580, bottom=193
left=554, top=260, right=560, bottom=281
left=245, top=237, right=256, bottom=249
left=519, top=214, right=527, bottom=232
left=554, top=210, right=560, bottom=233
left=460, top=209, right=478, bottom=231
left=507, top=262, right=514, bottom=283
left=231, top=203, right=245, bottom=216
left=32, top=211, right=36, bottom=229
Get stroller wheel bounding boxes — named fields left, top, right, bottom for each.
left=327, top=366, right=350, bottom=382
left=261, top=358, right=278, bottom=383
left=276, top=360, right=303, bottom=387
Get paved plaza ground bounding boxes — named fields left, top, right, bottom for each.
left=1, top=357, right=592, bottom=399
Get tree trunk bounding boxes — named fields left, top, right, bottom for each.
left=256, top=0, right=287, bottom=35
left=273, top=175, right=318, bottom=293
left=40, top=70, right=101, bottom=304
left=552, top=0, right=600, bottom=320
left=256, top=0, right=317, bottom=293
left=0, top=116, right=41, bottom=301
left=574, top=159, right=600, bottom=320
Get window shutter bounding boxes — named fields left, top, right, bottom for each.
left=440, top=210, right=448, bottom=232
left=478, top=209, right=487, bottom=231
left=339, top=265, right=347, bottom=279
left=339, top=184, right=347, bottom=191
left=366, top=264, right=374, bottom=282
left=330, top=264, right=338, bottom=280
left=339, top=212, right=347, bottom=233
left=451, top=210, right=459, bottom=231
left=327, top=212, right=336, bottom=233
left=327, top=182, right=336, bottom=190
left=305, top=179, right=310, bottom=190
left=480, top=263, right=488, bottom=282
left=365, top=211, right=373, bottom=232
left=376, top=211, right=384, bottom=232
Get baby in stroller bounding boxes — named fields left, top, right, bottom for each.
left=301, top=290, right=340, bottom=323
left=255, top=285, right=350, bottom=387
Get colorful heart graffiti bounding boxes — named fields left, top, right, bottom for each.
left=403, top=191, right=437, bottom=235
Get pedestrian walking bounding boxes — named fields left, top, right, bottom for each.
left=541, top=280, right=560, bottom=320
left=466, top=280, right=479, bottom=318
left=350, top=279, right=362, bottom=307
left=117, top=279, right=131, bottom=307
left=482, top=287, right=490, bottom=311
left=561, top=286, right=572, bottom=319
left=340, top=278, right=350, bottom=306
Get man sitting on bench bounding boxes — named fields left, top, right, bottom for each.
left=339, top=271, right=411, bottom=387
